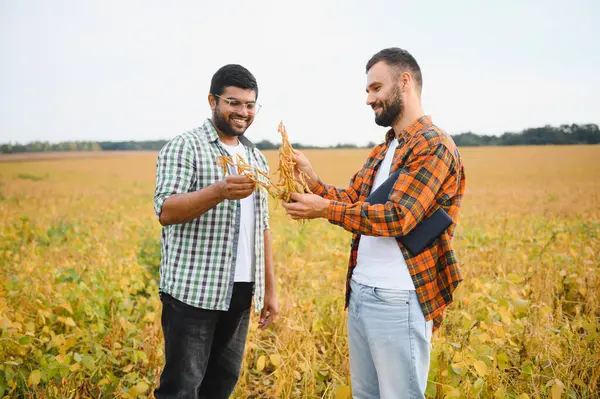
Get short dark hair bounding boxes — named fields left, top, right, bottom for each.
left=210, top=64, right=259, bottom=100
left=366, top=47, right=422, bottom=90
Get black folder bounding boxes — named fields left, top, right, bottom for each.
left=364, top=169, right=453, bottom=255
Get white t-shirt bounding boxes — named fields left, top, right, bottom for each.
left=222, top=141, right=255, bottom=282
left=352, top=139, right=416, bottom=290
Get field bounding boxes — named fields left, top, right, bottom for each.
left=0, top=145, right=599, bottom=398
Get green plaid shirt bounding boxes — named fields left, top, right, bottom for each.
left=153, top=119, right=270, bottom=312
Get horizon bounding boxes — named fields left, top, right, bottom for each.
left=2, top=120, right=598, bottom=147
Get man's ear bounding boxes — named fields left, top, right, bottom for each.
left=399, top=71, right=411, bottom=91
left=208, top=94, right=216, bottom=110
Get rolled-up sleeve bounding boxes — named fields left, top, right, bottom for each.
left=154, top=136, right=196, bottom=220
left=327, top=143, right=456, bottom=237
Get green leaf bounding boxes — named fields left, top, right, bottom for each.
left=47, top=367, right=58, bottom=379
left=451, top=363, right=464, bottom=375
left=507, top=273, right=524, bottom=283
left=446, top=387, right=461, bottom=398
left=574, top=378, right=586, bottom=387
left=56, top=268, right=82, bottom=283
left=28, top=369, right=41, bottom=386
left=425, top=380, right=437, bottom=397
left=513, top=298, right=530, bottom=315
left=82, top=355, right=95, bottom=370
left=134, top=350, right=148, bottom=364
left=496, top=352, right=510, bottom=370
left=131, top=381, right=149, bottom=395
left=473, top=377, right=484, bottom=391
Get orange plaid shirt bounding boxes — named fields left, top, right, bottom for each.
left=310, top=116, right=466, bottom=332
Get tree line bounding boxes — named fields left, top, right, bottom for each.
left=451, top=123, right=600, bottom=147
left=1, top=123, right=598, bottom=154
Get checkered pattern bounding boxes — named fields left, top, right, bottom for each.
left=154, top=119, right=270, bottom=312
left=310, top=116, right=466, bottom=331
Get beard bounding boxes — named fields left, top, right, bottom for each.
left=373, top=86, right=403, bottom=127
left=212, top=107, right=250, bottom=137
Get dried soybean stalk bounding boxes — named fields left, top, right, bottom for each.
left=216, top=154, right=280, bottom=197
left=274, top=121, right=312, bottom=202
left=215, top=121, right=311, bottom=202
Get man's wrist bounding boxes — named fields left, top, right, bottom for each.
left=213, top=180, right=226, bottom=201
left=306, top=172, right=321, bottom=192
left=265, top=283, right=276, bottom=295
left=320, top=199, right=331, bottom=218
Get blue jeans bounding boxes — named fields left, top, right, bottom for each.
left=348, top=279, right=433, bottom=399
left=154, top=283, right=253, bottom=399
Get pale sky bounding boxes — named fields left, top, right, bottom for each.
left=1, top=0, right=599, bottom=147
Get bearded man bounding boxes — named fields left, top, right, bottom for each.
left=283, top=48, right=466, bottom=398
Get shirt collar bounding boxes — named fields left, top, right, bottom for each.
left=203, top=118, right=256, bottom=149
left=385, top=115, right=433, bottom=143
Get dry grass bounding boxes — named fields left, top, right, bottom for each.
left=0, top=151, right=157, bottom=163
left=0, top=145, right=598, bottom=398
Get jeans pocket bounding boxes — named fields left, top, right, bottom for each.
left=166, top=295, right=210, bottom=320
left=372, top=287, right=410, bottom=304
left=167, top=298, right=189, bottom=315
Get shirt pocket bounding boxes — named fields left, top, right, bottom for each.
left=197, top=145, right=226, bottom=189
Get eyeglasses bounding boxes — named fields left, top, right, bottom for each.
left=213, top=94, right=262, bottom=115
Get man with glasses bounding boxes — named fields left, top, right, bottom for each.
left=153, top=64, right=277, bottom=399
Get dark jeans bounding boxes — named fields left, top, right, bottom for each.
left=154, top=282, right=254, bottom=399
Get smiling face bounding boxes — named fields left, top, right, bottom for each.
left=365, top=61, right=405, bottom=127
left=210, top=86, right=257, bottom=137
